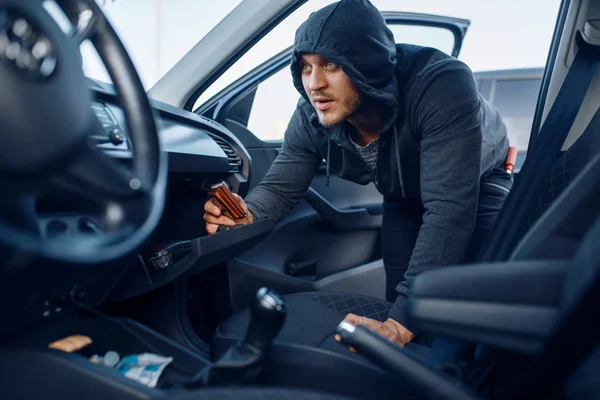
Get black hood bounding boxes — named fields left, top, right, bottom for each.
left=290, top=0, right=400, bottom=127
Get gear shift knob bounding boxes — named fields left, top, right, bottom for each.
left=185, top=287, right=286, bottom=387
left=244, top=287, right=286, bottom=352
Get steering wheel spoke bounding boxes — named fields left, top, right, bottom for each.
left=0, top=0, right=165, bottom=263
left=54, top=137, right=146, bottom=206
left=54, top=0, right=100, bottom=44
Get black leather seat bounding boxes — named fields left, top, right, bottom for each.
left=213, top=291, right=432, bottom=361
left=214, top=292, right=388, bottom=360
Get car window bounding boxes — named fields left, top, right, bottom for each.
left=476, top=78, right=493, bottom=100
left=193, top=1, right=459, bottom=111
left=246, top=67, right=297, bottom=141
left=193, top=0, right=560, bottom=149
left=491, top=79, right=542, bottom=153
left=64, top=0, right=244, bottom=90
left=389, top=24, right=455, bottom=55
left=246, top=23, right=458, bottom=142
left=193, top=0, right=338, bottom=110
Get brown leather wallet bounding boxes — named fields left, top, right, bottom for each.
left=208, top=182, right=251, bottom=226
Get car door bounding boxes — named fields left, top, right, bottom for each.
left=197, top=13, right=470, bottom=285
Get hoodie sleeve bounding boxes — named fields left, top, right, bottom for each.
left=388, top=61, right=482, bottom=329
left=244, top=107, right=322, bottom=222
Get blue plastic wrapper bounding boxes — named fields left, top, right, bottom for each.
left=115, top=353, right=174, bottom=388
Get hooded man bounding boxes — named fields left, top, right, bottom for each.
left=204, top=0, right=513, bottom=347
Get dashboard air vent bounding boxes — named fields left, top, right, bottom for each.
left=207, top=132, right=242, bottom=173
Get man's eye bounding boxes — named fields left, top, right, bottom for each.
left=301, top=63, right=311, bottom=72
left=326, top=61, right=337, bottom=69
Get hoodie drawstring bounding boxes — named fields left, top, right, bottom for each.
left=326, top=138, right=331, bottom=186
left=394, top=125, right=406, bottom=197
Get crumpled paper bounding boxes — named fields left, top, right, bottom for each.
left=115, top=353, right=173, bottom=388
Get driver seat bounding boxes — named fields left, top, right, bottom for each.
left=214, top=291, right=406, bottom=361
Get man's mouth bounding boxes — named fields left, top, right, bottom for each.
left=314, top=99, right=333, bottom=111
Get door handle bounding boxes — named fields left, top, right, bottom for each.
left=305, top=187, right=382, bottom=231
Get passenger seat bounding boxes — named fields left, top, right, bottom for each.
left=213, top=104, right=600, bottom=361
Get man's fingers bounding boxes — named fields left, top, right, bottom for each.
left=363, top=324, right=400, bottom=345
left=233, top=193, right=249, bottom=214
left=337, top=315, right=404, bottom=349
left=204, top=200, right=222, bottom=216
left=334, top=333, right=356, bottom=353
left=360, top=320, right=390, bottom=338
left=359, top=318, right=382, bottom=330
left=344, top=314, right=363, bottom=325
left=206, top=223, right=219, bottom=235
left=204, top=213, right=236, bottom=227
left=339, top=314, right=365, bottom=353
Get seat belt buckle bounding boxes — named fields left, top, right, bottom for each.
left=504, top=146, right=518, bottom=174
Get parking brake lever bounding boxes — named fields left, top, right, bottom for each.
left=335, top=322, right=478, bottom=400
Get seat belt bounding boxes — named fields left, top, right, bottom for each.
left=479, top=31, right=600, bottom=263
left=509, top=217, right=600, bottom=399
left=429, top=30, right=600, bottom=387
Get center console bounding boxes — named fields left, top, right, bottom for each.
left=107, top=219, right=276, bottom=302
left=0, top=288, right=407, bottom=400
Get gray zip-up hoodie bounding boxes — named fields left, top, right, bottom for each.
left=245, top=0, right=509, bottom=328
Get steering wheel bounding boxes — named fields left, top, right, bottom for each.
left=0, top=0, right=167, bottom=264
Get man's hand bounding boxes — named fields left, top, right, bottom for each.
left=203, top=193, right=253, bottom=235
left=334, top=314, right=414, bottom=351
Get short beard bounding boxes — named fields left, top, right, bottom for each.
left=318, top=91, right=362, bottom=127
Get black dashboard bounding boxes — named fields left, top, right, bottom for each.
left=0, top=79, right=274, bottom=338
left=36, top=78, right=256, bottom=246
left=89, top=78, right=251, bottom=192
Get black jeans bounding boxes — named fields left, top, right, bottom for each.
left=381, top=166, right=513, bottom=302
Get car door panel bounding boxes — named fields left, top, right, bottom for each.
left=223, top=117, right=383, bottom=280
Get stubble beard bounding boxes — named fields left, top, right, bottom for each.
left=317, top=92, right=361, bottom=128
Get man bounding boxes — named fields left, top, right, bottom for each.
left=204, top=0, right=512, bottom=347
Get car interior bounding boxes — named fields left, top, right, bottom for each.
left=1, top=0, right=599, bottom=399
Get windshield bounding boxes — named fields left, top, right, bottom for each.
left=81, top=0, right=243, bottom=90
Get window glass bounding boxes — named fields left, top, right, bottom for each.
left=389, top=24, right=455, bottom=55
left=194, top=0, right=338, bottom=109
left=247, top=67, right=297, bottom=141
left=476, top=78, right=493, bottom=101
left=492, top=79, right=543, bottom=151
left=193, top=0, right=561, bottom=111
left=247, top=23, right=458, bottom=142
left=67, top=0, right=244, bottom=90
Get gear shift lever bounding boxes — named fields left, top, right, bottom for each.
left=245, top=287, right=286, bottom=352
left=186, top=288, right=286, bottom=387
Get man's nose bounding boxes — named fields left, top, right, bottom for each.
left=308, top=68, right=326, bottom=91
